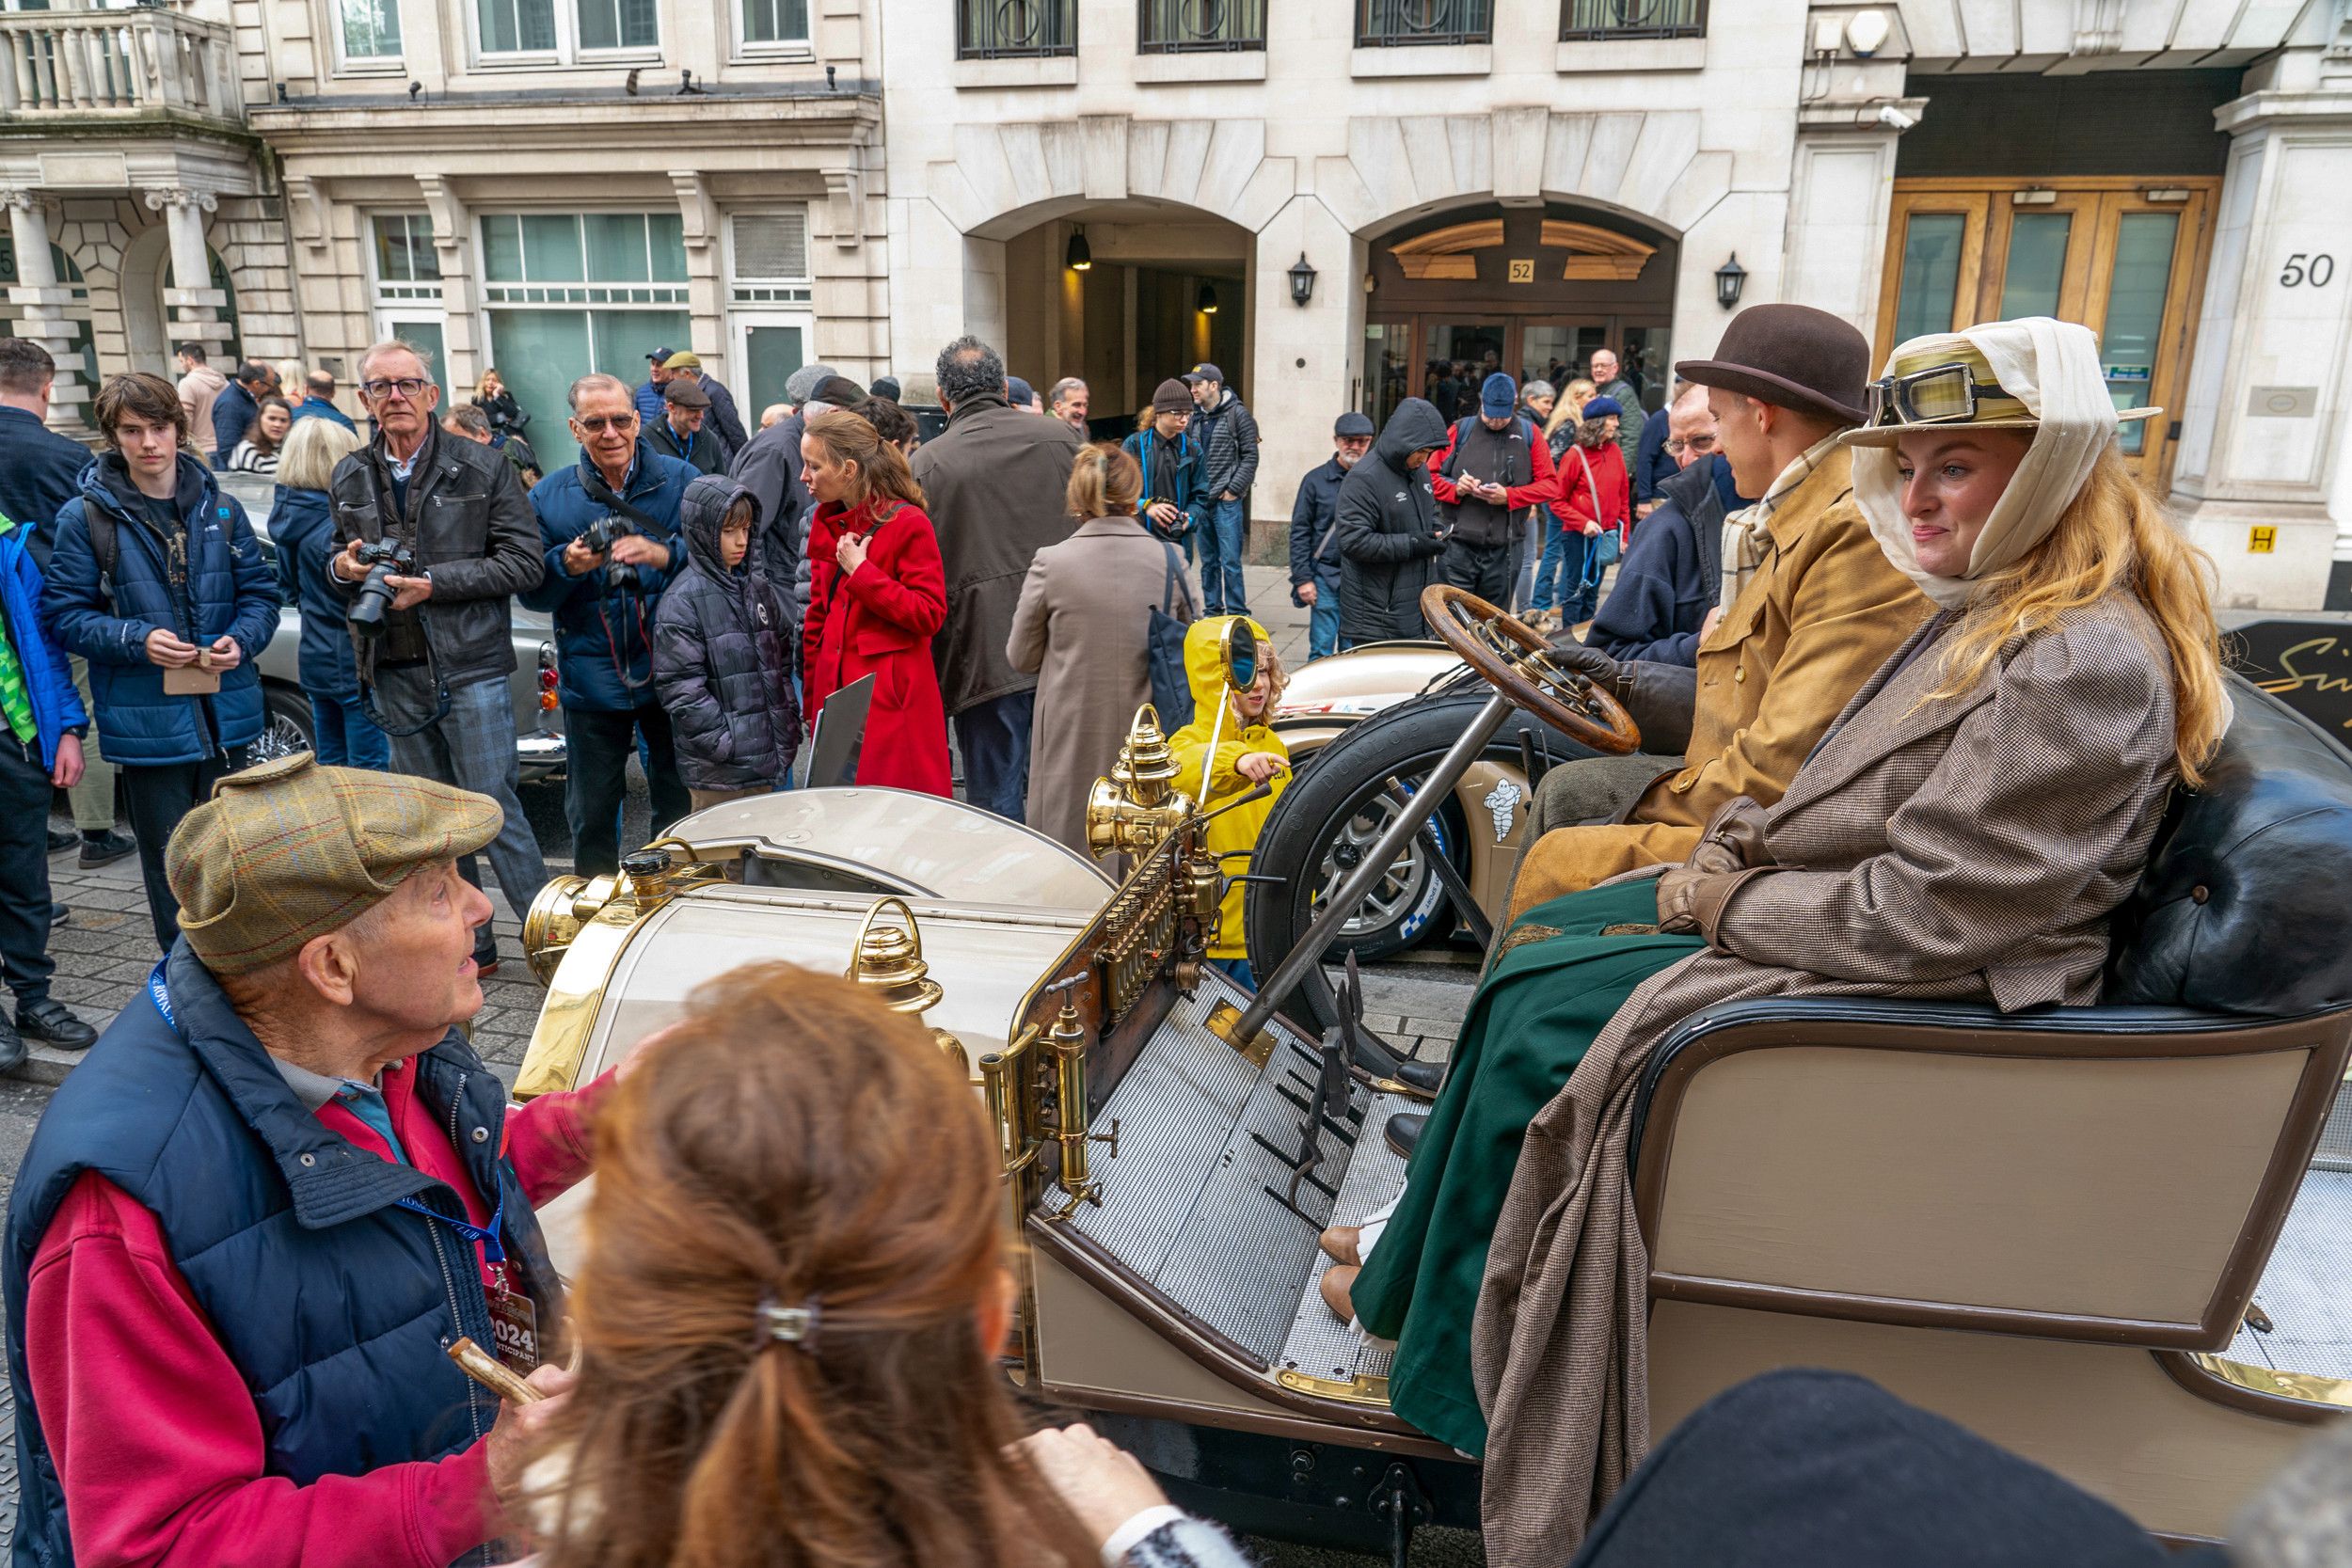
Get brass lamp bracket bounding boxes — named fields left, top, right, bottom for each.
left=1086, top=704, right=1196, bottom=861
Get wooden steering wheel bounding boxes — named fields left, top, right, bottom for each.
left=1419, top=584, right=1642, bottom=755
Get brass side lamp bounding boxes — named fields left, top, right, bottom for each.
left=847, top=895, right=969, bottom=1073
left=1086, top=704, right=1195, bottom=861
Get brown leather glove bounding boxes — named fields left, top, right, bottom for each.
left=1657, top=864, right=1763, bottom=942
left=1685, top=796, right=1772, bottom=877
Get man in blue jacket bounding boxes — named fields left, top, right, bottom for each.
left=43, top=372, right=278, bottom=953
left=523, top=372, right=694, bottom=877
left=1288, top=411, right=1374, bottom=661
left=289, top=368, right=357, bottom=432
left=1125, top=379, right=1201, bottom=557
left=207, top=360, right=277, bottom=470
left=0, top=500, right=96, bottom=1063
left=1585, top=384, right=1748, bottom=667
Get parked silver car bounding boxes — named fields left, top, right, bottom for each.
left=221, top=473, right=567, bottom=781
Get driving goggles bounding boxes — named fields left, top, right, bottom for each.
left=1863, top=361, right=2018, bottom=429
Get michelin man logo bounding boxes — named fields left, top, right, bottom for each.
left=1484, top=778, right=1522, bottom=844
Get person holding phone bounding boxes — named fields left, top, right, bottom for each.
left=42, top=372, right=278, bottom=952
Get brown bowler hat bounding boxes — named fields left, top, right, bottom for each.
left=1677, top=303, right=1871, bottom=427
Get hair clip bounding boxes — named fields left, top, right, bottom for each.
left=755, top=1293, right=821, bottom=1353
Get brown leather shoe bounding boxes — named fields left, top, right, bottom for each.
left=1320, top=1226, right=1362, bottom=1268
left=1319, top=1264, right=1359, bottom=1323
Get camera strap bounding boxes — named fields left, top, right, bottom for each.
left=578, top=463, right=671, bottom=697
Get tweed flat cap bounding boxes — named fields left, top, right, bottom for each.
left=166, top=753, right=503, bottom=974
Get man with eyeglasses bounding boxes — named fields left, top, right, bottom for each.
left=1583, top=382, right=1754, bottom=666
left=326, top=341, right=549, bottom=975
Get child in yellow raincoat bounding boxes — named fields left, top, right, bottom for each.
left=1168, top=615, right=1290, bottom=990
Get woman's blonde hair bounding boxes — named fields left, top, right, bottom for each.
left=276, top=409, right=363, bottom=492
left=1066, top=441, right=1141, bottom=519
left=804, top=408, right=928, bottom=514
left=1930, top=445, right=2227, bottom=785
left=1545, top=378, right=1597, bottom=442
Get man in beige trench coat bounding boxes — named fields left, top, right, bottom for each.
left=1509, top=305, right=1928, bottom=923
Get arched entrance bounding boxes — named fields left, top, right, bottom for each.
left=997, top=198, right=1250, bottom=437
left=120, top=222, right=241, bottom=372
left=1362, top=203, right=1678, bottom=428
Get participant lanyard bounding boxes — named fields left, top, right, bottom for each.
left=147, top=959, right=508, bottom=1267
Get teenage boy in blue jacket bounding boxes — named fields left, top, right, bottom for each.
left=0, top=503, right=96, bottom=1063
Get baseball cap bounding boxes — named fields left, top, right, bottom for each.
left=646, top=346, right=675, bottom=365
left=167, top=752, right=502, bottom=975
left=1007, top=375, right=1037, bottom=406
left=1334, top=411, right=1375, bottom=438
left=1187, top=362, right=1224, bottom=387
left=1481, top=372, right=1518, bottom=418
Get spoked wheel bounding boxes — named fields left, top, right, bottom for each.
left=1247, top=689, right=1597, bottom=1034
left=252, top=686, right=317, bottom=765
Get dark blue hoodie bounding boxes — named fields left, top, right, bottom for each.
left=267, top=483, right=363, bottom=698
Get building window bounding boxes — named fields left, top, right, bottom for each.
left=1356, top=0, right=1490, bottom=47
left=727, top=211, right=811, bottom=307
left=372, top=214, right=442, bottom=301
left=1137, top=0, right=1263, bottom=52
left=1557, top=0, right=1704, bottom=40
left=477, top=0, right=654, bottom=60
left=338, top=0, right=403, bottom=61
left=957, top=0, right=1074, bottom=59
left=740, top=0, right=809, bottom=49
left=483, top=211, right=690, bottom=467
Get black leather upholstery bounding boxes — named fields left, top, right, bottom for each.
left=2106, top=676, right=2352, bottom=1016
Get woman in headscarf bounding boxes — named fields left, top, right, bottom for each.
left=1320, top=319, right=2229, bottom=1557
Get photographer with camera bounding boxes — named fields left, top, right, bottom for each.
left=521, top=373, right=695, bottom=876
left=327, top=341, right=548, bottom=974
left=43, top=372, right=279, bottom=955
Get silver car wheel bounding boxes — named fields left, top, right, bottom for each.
left=1314, top=788, right=1448, bottom=942
left=251, top=691, right=315, bottom=765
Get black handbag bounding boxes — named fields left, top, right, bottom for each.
left=1146, top=533, right=1194, bottom=732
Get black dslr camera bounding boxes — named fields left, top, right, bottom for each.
left=346, top=539, right=416, bottom=639
left=579, top=514, right=651, bottom=593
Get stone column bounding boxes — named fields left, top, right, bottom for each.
left=1781, top=99, right=1924, bottom=332
left=2, top=190, right=87, bottom=432
left=417, top=174, right=478, bottom=396
left=2166, top=79, right=2352, bottom=610
left=140, top=187, right=231, bottom=358
left=1248, top=195, right=1357, bottom=532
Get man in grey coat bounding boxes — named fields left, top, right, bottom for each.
left=909, top=335, right=1081, bottom=822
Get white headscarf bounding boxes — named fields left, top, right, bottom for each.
left=1851, top=318, right=2122, bottom=610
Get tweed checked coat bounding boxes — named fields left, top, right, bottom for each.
left=1467, top=590, right=2185, bottom=1567
left=1506, top=445, right=1927, bottom=921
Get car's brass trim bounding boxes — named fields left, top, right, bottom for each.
left=2165, top=1351, right=2352, bottom=1421
left=1273, top=1369, right=1392, bottom=1407
left=514, top=899, right=648, bottom=1099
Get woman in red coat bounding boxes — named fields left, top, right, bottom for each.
left=801, top=409, right=953, bottom=795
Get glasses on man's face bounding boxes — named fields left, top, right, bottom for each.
left=361, top=377, right=431, bottom=403
left=576, top=413, right=639, bottom=435
left=1665, top=432, right=1719, bottom=456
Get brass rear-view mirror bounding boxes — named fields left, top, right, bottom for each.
left=1221, top=617, right=1259, bottom=694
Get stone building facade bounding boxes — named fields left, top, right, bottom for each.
left=8, top=0, right=2352, bottom=606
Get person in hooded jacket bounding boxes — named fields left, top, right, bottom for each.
left=654, top=474, right=801, bottom=809
left=1334, top=397, right=1452, bottom=648
left=43, top=372, right=278, bottom=953
left=802, top=409, right=951, bottom=797
left=1166, top=615, right=1289, bottom=990
left=267, top=416, right=385, bottom=768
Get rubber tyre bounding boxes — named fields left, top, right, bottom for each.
left=254, top=684, right=316, bottom=765
left=1244, top=689, right=1599, bottom=1034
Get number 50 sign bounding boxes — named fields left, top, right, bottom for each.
left=2280, top=253, right=2336, bottom=287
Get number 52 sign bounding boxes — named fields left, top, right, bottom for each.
left=2280, top=253, right=2336, bottom=287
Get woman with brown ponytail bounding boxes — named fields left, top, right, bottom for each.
left=1008, top=441, right=1201, bottom=855
left=519, top=963, right=1251, bottom=1568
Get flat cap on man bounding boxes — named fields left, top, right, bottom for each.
left=811, top=374, right=867, bottom=407
left=662, top=350, right=703, bottom=372
left=1334, top=411, right=1375, bottom=437
left=165, top=752, right=502, bottom=974
left=662, top=377, right=711, bottom=409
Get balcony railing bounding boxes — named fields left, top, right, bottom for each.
left=1357, top=0, right=1492, bottom=47
left=1138, top=0, right=1265, bottom=53
left=0, top=8, right=241, bottom=123
left=1559, top=0, right=1707, bottom=41
left=958, top=0, right=1076, bottom=59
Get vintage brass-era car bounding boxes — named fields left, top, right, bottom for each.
left=514, top=594, right=2352, bottom=1559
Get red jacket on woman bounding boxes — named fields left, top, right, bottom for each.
left=1551, top=439, right=1632, bottom=548
left=803, top=495, right=952, bottom=796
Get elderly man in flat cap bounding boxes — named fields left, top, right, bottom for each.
left=4, top=752, right=612, bottom=1568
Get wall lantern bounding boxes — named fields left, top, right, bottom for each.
left=1065, top=226, right=1091, bottom=272
left=1288, top=252, right=1317, bottom=307
left=1714, top=252, right=1747, bottom=311
left=1198, top=281, right=1219, bottom=315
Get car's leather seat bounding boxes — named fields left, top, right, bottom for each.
left=2105, top=676, right=2352, bottom=1018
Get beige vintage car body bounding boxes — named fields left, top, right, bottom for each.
left=514, top=697, right=2352, bottom=1551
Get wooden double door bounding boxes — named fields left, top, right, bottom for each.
left=1875, top=178, right=2217, bottom=488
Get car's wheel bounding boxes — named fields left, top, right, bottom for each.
left=1245, top=690, right=1598, bottom=1033
left=253, top=685, right=315, bottom=764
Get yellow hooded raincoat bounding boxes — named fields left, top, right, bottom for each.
left=1168, top=616, right=1289, bottom=960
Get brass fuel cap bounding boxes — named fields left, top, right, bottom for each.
left=846, top=895, right=946, bottom=1016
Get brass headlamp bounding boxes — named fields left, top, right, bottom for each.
left=846, top=895, right=969, bottom=1073
left=1086, top=704, right=1195, bottom=860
